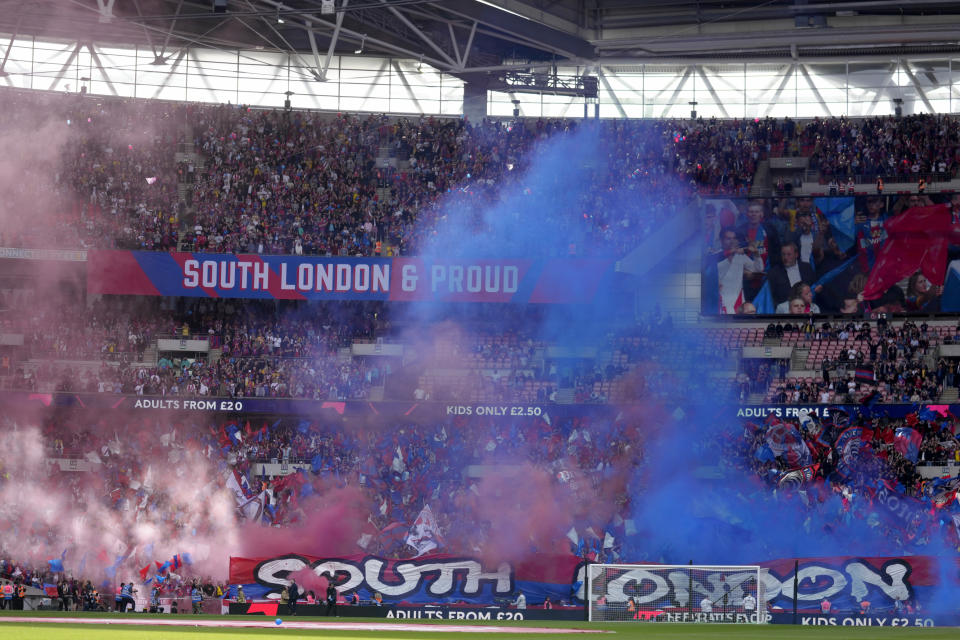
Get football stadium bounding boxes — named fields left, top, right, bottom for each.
left=0, top=1, right=959, bottom=639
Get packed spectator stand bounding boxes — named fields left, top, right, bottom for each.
left=0, top=87, right=775, bottom=257
left=4, top=86, right=960, bottom=612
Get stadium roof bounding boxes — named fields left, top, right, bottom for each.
left=2, top=1, right=960, bottom=81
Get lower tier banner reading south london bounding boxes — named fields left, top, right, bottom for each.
left=228, top=553, right=960, bottom=615
left=87, top=250, right=614, bottom=303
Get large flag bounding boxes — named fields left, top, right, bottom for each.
left=863, top=204, right=955, bottom=300
left=764, top=422, right=812, bottom=469
left=227, top=470, right=266, bottom=521
left=405, top=505, right=443, bottom=557
left=237, top=492, right=268, bottom=521
left=834, top=426, right=872, bottom=479
left=815, top=197, right=856, bottom=252
left=226, top=470, right=253, bottom=503
left=893, top=427, right=922, bottom=463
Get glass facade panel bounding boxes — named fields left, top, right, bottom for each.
left=0, top=33, right=957, bottom=119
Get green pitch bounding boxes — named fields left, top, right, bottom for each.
left=0, top=612, right=954, bottom=640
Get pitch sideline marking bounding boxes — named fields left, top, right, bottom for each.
left=0, top=616, right=610, bottom=634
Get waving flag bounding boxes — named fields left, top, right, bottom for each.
left=238, top=492, right=268, bottom=521
left=835, top=426, right=872, bottom=479
left=104, top=557, right=122, bottom=578
left=863, top=204, right=954, bottom=300
left=226, top=470, right=254, bottom=502
left=931, top=477, right=960, bottom=509
left=752, top=280, right=776, bottom=314
left=764, top=422, right=812, bottom=469
left=919, top=404, right=952, bottom=421
left=778, top=463, right=820, bottom=488
left=893, top=427, right=923, bottom=463
left=405, top=505, right=443, bottom=557
left=815, top=197, right=856, bottom=252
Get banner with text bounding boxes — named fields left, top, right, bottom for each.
left=228, top=553, right=583, bottom=605
left=228, top=553, right=958, bottom=613
left=87, top=251, right=614, bottom=304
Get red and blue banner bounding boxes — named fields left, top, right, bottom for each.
left=229, top=553, right=959, bottom=614
left=228, top=553, right=583, bottom=605
left=758, top=556, right=958, bottom=615
left=86, top=250, right=614, bottom=304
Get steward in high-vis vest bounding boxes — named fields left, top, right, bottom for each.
left=1, top=582, right=12, bottom=609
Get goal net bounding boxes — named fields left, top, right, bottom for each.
left=586, top=564, right=766, bottom=623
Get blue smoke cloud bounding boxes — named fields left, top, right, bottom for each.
left=394, top=117, right=959, bottom=613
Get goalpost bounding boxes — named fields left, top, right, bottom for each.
left=586, top=564, right=766, bottom=624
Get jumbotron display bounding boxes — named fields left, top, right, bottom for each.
left=701, top=194, right=960, bottom=316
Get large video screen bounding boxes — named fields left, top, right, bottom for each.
left=700, top=193, right=960, bottom=315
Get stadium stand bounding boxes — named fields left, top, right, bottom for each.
left=3, top=39, right=960, bottom=621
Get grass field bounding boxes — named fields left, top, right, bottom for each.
left=0, top=611, right=955, bottom=640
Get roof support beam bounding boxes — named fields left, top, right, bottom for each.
left=764, top=64, right=795, bottom=118
left=901, top=63, right=936, bottom=114
left=260, top=0, right=452, bottom=70
left=378, top=0, right=457, bottom=67
left=95, top=0, right=116, bottom=24
left=305, top=0, right=347, bottom=82
left=158, top=0, right=186, bottom=62
left=132, top=0, right=161, bottom=61
left=799, top=64, right=831, bottom=116
left=447, top=23, right=461, bottom=68
left=87, top=43, right=120, bottom=96
left=696, top=65, right=729, bottom=119
left=318, top=0, right=347, bottom=81
left=0, top=13, right=22, bottom=77
left=47, top=42, right=82, bottom=92
left=597, top=67, right=626, bottom=118
left=461, top=20, right=477, bottom=69
left=145, top=47, right=188, bottom=98
left=441, top=0, right=594, bottom=59
left=239, top=0, right=303, bottom=55
left=661, top=66, right=692, bottom=116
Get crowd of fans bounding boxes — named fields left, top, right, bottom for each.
left=184, top=109, right=717, bottom=258
left=7, top=86, right=960, bottom=269
left=0, top=89, right=184, bottom=250
left=0, top=89, right=893, bottom=259
left=6, top=90, right=960, bottom=613
left=4, top=297, right=388, bottom=400
left=0, top=399, right=641, bottom=608
left=731, top=407, right=960, bottom=559
left=798, top=114, right=960, bottom=182
left=748, top=319, right=951, bottom=404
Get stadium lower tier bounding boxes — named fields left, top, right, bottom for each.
left=1, top=394, right=958, bottom=621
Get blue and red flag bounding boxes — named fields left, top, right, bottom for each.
left=893, top=427, right=923, bottom=463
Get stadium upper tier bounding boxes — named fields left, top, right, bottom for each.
left=9, top=88, right=960, bottom=259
